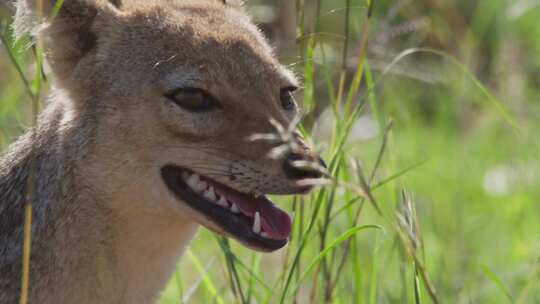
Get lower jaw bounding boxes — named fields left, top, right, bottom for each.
left=161, top=165, right=289, bottom=252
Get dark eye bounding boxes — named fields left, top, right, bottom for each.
left=165, top=88, right=219, bottom=112
left=280, top=87, right=297, bottom=111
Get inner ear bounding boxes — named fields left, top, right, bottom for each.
left=78, top=29, right=98, bottom=57
left=14, top=0, right=122, bottom=82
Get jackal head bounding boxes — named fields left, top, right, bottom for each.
left=16, top=0, right=325, bottom=251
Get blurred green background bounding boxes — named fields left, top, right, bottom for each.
left=1, top=0, right=539, bottom=303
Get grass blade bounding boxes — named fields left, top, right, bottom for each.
left=291, top=225, right=383, bottom=296
left=481, top=265, right=514, bottom=303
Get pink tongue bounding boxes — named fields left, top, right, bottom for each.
left=212, top=184, right=292, bottom=240
left=257, top=199, right=292, bottom=240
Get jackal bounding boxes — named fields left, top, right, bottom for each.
left=0, top=0, right=325, bottom=303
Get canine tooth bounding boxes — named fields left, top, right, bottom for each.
left=187, top=174, right=206, bottom=193
left=261, top=232, right=270, bottom=239
left=216, top=196, right=228, bottom=208
left=203, top=186, right=216, bottom=202
left=230, top=203, right=240, bottom=214
left=198, top=181, right=208, bottom=191
left=252, top=212, right=261, bottom=234
left=186, top=174, right=201, bottom=191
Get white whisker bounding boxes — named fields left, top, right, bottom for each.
left=295, top=178, right=333, bottom=187
left=245, top=133, right=281, bottom=143
left=267, top=144, right=291, bottom=160
left=269, top=117, right=286, bottom=135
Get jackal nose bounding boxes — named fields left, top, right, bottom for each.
left=283, top=153, right=326, bottom=180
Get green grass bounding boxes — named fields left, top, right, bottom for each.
left=2, top=0, right=540, bottom=303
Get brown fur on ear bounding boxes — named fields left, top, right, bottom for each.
left=13, top=0, right=121, bottom=81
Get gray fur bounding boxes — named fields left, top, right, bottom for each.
left=0, top=97, right=113, bottom=303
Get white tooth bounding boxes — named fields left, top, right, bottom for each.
left=203, top=186, right=216, bottom=202
left=261, top=232, right=270, bottom=239
left=186, top=174, right=201, bottom=191
left=190, top=175, right=207, bottom=193
left=197, top=181, right=208, bottom=192
left=252, top=212, right=261, bottom=234
left=216, top=196, right=228, bottom=208
left=230, top=203, right=240, bottom=214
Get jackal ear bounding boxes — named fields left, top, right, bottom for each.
left=14, top=0, right=121, bottom=81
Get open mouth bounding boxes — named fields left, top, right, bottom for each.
left=161, top=165, right=292, bottom=251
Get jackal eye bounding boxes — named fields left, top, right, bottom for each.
left=280, top=87, right=297, bottom=111
left=165, top=88, right=219, bottom=112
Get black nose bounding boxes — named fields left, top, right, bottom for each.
left=283, top=153, right=326, bottom=180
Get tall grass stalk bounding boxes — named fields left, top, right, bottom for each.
left=2, top=0, right=533, bottom=303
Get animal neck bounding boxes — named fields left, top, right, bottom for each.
left=74, top=112, right=202, bottom=302
left=18, top=98, right=200, bottom=303
left=108, top=201, right=199, bottom=303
